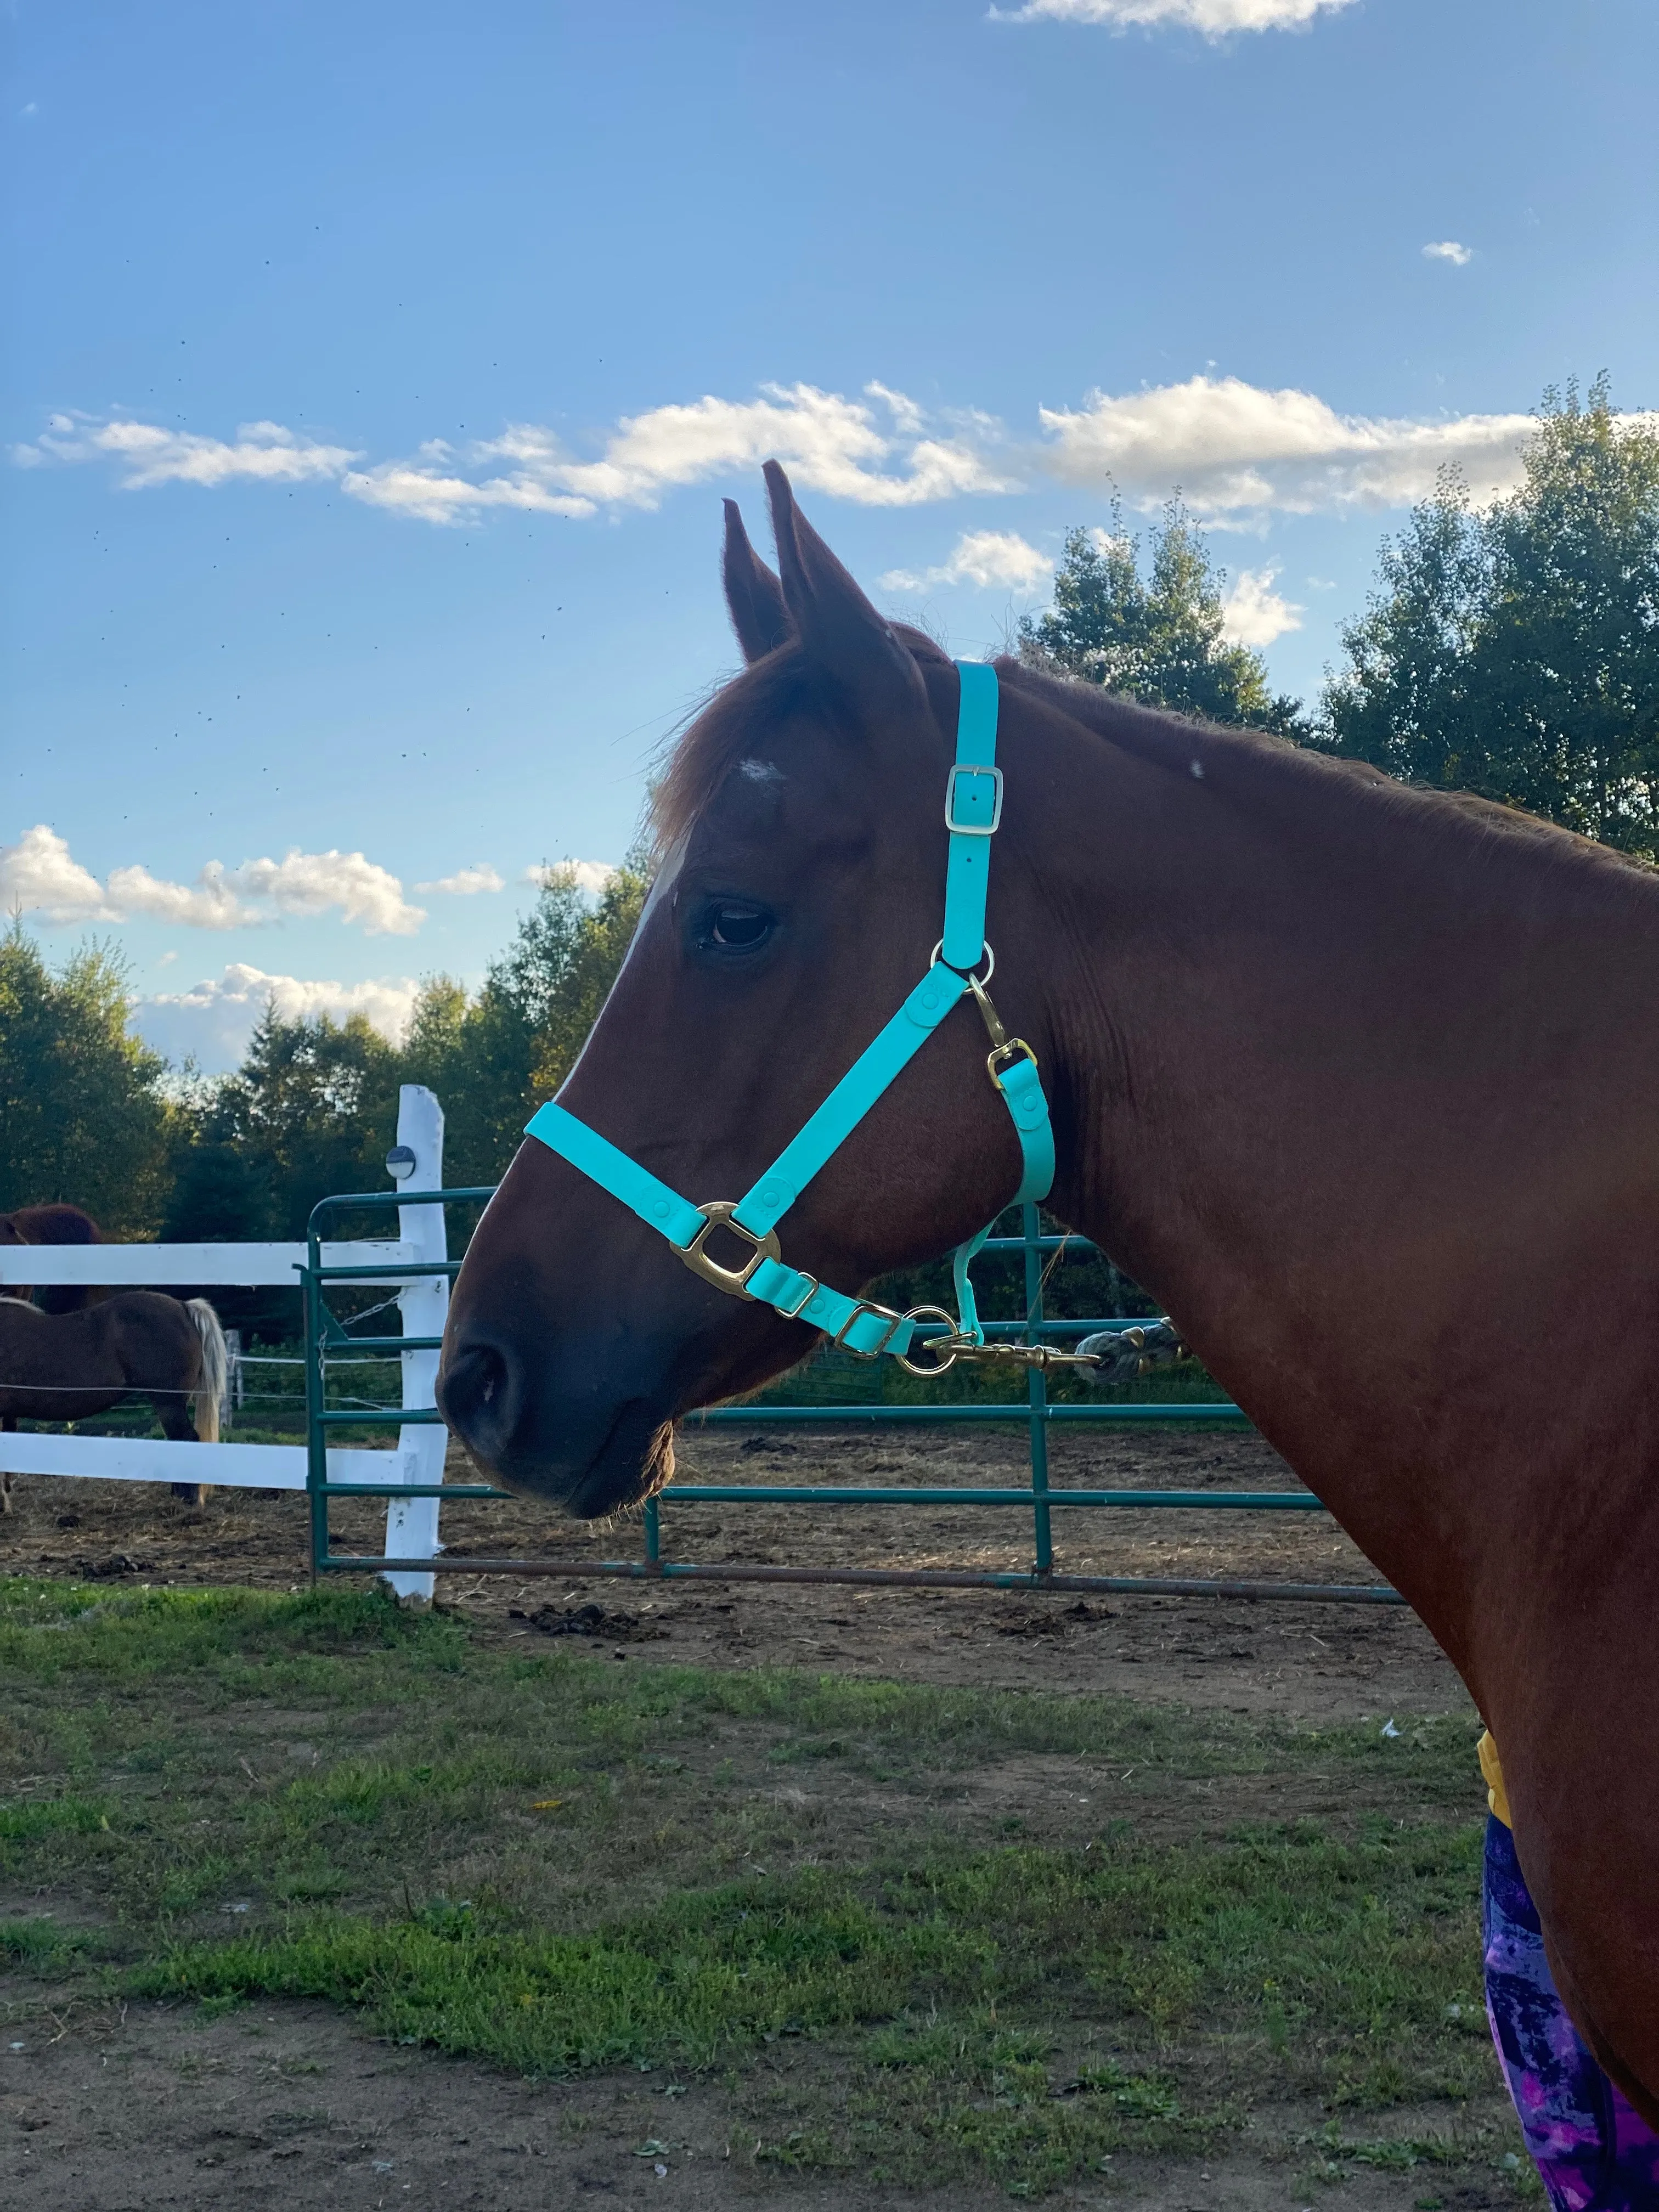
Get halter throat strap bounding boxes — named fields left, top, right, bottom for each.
left=523, top=660, right=1054, bottom=1361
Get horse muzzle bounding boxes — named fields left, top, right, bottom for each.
left=436, top=1321, right=675, bottom=1518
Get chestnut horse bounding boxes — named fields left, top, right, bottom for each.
left=0, top=1203, right=104, bottom=1313
left=439, top=465, right=1659, bottom=2122
left=0, top=1292, right=227, bottom=1510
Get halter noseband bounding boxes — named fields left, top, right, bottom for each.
left=521, top=662, right=1056, bottom=1372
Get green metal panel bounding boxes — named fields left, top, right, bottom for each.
left=303, top=1186, right=1399, bottom=1605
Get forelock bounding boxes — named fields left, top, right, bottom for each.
left=650, top=628, right=950, bottom=856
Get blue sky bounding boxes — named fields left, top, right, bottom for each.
left=5, top=0, right=1655, bottom=1070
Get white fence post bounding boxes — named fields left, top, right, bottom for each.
left=381, top=1085, right=448, bottom=1605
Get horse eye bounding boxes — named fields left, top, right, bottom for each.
left=707, top=903, right=772, bottom=950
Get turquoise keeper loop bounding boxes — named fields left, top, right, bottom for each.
left=522, top=658, right=1056, bottom=1361
left=999, top=1056, right=1056, bottom=1204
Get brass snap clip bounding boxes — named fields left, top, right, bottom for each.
left=962, top=965, right=1040, bottom=1093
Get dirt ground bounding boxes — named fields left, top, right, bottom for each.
left=0, top=1420, right=1464, bottom=1721
left=0, top=1992, right=1515, bottom=2212
left=2, top=1422, right=1491, bottom=2210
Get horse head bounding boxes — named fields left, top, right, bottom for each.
left=438, top=465, right=1062, bottom=1517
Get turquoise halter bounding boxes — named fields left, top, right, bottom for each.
left=522, top=661, right=1056, bottom=1371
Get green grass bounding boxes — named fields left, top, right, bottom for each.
left=0, top=1575, right=1522, bottom=2196
left=138, top=1820, right=1489, bottom=2089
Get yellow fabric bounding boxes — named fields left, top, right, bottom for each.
left=1478, top=1730, right=1512, bottom=1828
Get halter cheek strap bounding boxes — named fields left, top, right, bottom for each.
left=523, top=661, right=1056, bottom=1364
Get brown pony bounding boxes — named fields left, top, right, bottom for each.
left=439, top=464, right=1659, bottom=2118
left=0, top=1291, right=227, bottom=1509
left=0, top=1203, right=104, bottom=1313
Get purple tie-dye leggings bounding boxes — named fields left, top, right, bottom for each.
left=1484, top=1815, right=1659, bottom=2209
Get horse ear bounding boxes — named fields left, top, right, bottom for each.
left=722, top=500, right=793, bottom=663
left=764, top=461, right=927, bottom=721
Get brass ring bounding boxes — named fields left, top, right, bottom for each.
left=894, top=1306, right=965, bottom=1378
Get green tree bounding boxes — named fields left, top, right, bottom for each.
left=207, top=1006, right=400, bottom=1237
left=159, top=1136, right=276, bottom=1244
left=1322, top=377, right=1659, bottom=854
left=400, top=855, right=651, bottom=1186
left=155, top=856, right=651, bottom=1245
left=1018, top=498, right=1306, bottom=735
left=0, top=921, right=173, bottom=1234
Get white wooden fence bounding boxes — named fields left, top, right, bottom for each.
left=0, top=1084, right=451, bottom=1602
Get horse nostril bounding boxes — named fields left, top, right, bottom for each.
left=438, top=1339, right=515, bottom=1453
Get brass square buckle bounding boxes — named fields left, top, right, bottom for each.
left=986, top=1037, right=1039, bottom=1092
left=944, top=763, right=1004, bottom=836
left=831, top=1300, right=905, bottom=1360
left=677, top=1202, right=782, bottom=1300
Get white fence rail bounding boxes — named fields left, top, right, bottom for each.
left=4, top=1242, right=425, bottom=1287
left=0, top=1085, right=451, bottom=1598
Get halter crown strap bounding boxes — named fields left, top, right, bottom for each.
left=522, top=659, right=1054, bottom=1358
left=941, top=659, right=1001, bottom=971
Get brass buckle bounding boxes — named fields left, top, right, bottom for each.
left=944, top=763, right=1004, bottom=835
left=986, top=1037, right=1039, bottom=1092
left=831, top=1300, right=905, bottom=1360
left=676, top=1202, right=782, bottom=1300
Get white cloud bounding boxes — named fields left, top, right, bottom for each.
left=1423, top=240, right=1474, bottom=267
left=340, top=439, right=597, bottom=525
left=1220, top=566, right=1304, bottom=647
left=26, top=375, right=1647, bottom=535
left=1036, top=375, right=1539, bottom=520
left=415, top=864, right=505, bottom=896
left=993, top=0, right=1355, bottom=30
left=343, top=384, right=1014, bottom=525
left=14, top=413, right=358, bottom=487
left=227, top=850, right=424, bottom=934
left=137, top=964, right=420, bottom=1070
left=880, top=529, right=1054, bottom=595
left=24, top=390, right=1010, bottom=527
left=2, top=828, right=424, bottom=935
left=105, top=861, right=259, bottom=928
left=0, top=825, right=122, bottom=923
left=522, top=860, right=617, bottom=899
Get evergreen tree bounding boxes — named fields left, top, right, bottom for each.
left=207, top=1005, right=400, bottom=1236
left=1322, top=377, right=1659, bottom=854
left=398, top=854, right=651, bottom=1187
left=0, top=921, right=173, bottom=1233
left=1018, top=499, right=1305, bottom=735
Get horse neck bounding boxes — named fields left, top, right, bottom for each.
left=1003, top=678, right=1659, bottom=1672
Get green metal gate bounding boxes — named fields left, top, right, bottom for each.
left=302, top=1187, right=1401, bottom=1605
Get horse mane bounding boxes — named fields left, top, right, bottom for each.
left=1002, top=658, right=1659, bottom=900
left=651, top=634, right=1657, bottom=908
